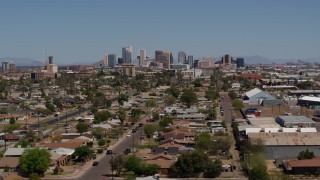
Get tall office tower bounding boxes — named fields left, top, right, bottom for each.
left=118, top=58, right=123, bottom=64
left=188, top=55, right=194, bottom=68
left=139, top=49, right=146, bottom=66
left=194, top=60, right=199, bottom=68
left=48, top=56, right=53, bottom=64
left=108, top=54, right=116, bottom=68
left=155, top=50, right=171, bottom=69
left=222, top=54, right=232, bottom=64
left=9, top=62, right=16, bottom=70
left=2, top=61, right=9, bottom=71
left=178, top=51, right=187, bottom=64
left=103, top=54, right=108, bottom=66
left=122, top=46, right=132, bottom=63
left=236, top=57, right=245, bottom=67
left=170, top=52, right=173, bottom=64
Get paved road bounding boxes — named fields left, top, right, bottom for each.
left=75, top=126, right=144, bottom=180
left=219, top=92, right=247, bottom=179
left=29, top=97, right=119, bottom=128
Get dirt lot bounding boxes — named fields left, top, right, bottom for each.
left=245, top=104, right=317, bottom=119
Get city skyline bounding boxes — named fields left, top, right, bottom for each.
left=1, top=0, right=320, bottom=64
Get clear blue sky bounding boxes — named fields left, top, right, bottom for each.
left=1, top=0, right=319, bottom=64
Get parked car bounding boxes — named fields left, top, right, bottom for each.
left=124, top=148, right=131, bottom=155
left=106, top=150, right=113, bottom=155
left=92, top=161, right=99, bottom=166
left=138, top=123, right=144, bottom=127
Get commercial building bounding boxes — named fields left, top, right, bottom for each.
left=121, top=63, right=135, bottom=77
left=122, top=46, right=132, bottom=64
left=187, top=55, right=194, bottom=68
left=276, top=116, right=315, bottom=128
left=297, top=96, right=320, bottom=108
left=108, top=54, right=116, bottom=68
left=1, top=61, right=15, bottom=71
left=155, top=50, right=172, bottom=69
left=103, top=53, right=108, bottom=66
left=222, top=54, right=232, bottom=64
left=139, top=49, right=146, bottom=66
left=236, top=58, right=244, bottom=67
left=243, top=88, right=276, bottom=105
left=178, top=51, right=186, bottom=64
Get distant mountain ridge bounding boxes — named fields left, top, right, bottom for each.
left=0, top=57, right=43, bottom=66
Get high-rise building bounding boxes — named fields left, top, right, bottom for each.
left=139, top=49, right=146, bottom=66
left=236, top=58, right=245, bottom=68
left=122, top=46, right=132, bottom=64
left=2, top=61, right=9, bottom=71
left=103, top=54, right=108, bottom=66
left=222, top=54, right=232, bottom=64
left=108, top=54, right=116, bottom=68
left=2, top=61, right=15, bottom=71
left=155, top=50, right=172, bottom=69
left=118, top=58, right=123, bottom=64
left=48, top=56, right=53, bottom=64
left=178, top=51, right=186, bottom=64
left=188, top=55, right=194, bottom=68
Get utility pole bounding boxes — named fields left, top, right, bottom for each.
left=38, top=117, right=40, bottom=137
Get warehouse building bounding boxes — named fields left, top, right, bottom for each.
left=276, top=116, right=315, bottom=128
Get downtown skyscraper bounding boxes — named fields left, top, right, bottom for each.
left=139, top=49, right=146, bottom=66
left=178, top=51, right=186, bottom=64
left=122, top=46, right=132, bottom=64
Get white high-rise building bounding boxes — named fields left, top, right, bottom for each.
left=103, top=53, right=108, bottom=66
left=178, top=51, right=186, bottom=64
left=139, top=49, right=146, bottom=66
left=122, top=46, right=132, bottom=64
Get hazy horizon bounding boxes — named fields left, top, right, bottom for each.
left=1, top=0, right=319, bottom=64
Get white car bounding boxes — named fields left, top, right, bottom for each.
left=126, top=133, right=131, bottom=137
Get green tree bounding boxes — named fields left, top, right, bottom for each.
left=143, top=164, right=160, bottom=175
left=165, top=87, right=180, bottom=98
left=205, top=90, right=219, bottom=101
left=94, top=110, right=111, bottom=124
left=45, top=101, right=55, bottom=112
left=195, top=132, right=212, bottom=151
left=76, top=122, right=89, bottom=133
left=152, top=112, right=160, bottom=121
left=74, top=146, right=93, bottom=161
left=92, top=127, right=104, bottom=139
left=159, top=117, right=173, bottom=127
left=125, top=155, right=143, bottom=175
left=124, top=171, right=136, bottom=180
left=117, top=108, right=127, bottom=125
left=4, top=123, right=20, bottom=133
left=297, top=149, right=315, bottom=160
left=130, top=109, right=144, bottom=121
left=9, top=116, right=15, bottom=124
left=144, top=124, right=158, bottom=138
left=20, top=148, right=51, bottom=175
left=192, top=79, right=202, bottom=87
left=164, top=95, right=176, bottom=106
left=110, top=154, right=125, bottom=176
left=98, top=139, right=106, bottom=147
left=28, top=173, right=41, bottom=180
left=173, top=150, right=210, bottom=177
left=17, top=139, right=31, bottom=148
left=204, top=159, right=223, bottom=178
left=228, top=90, right=237, bottom=100
left=145, top=99, right=156, bottom=108
left=180, top=89, right=198, bottom=108
left=232, top=99, right=244, bottom=109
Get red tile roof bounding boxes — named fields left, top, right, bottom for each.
left=288, top=158, right=320, bottom=168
